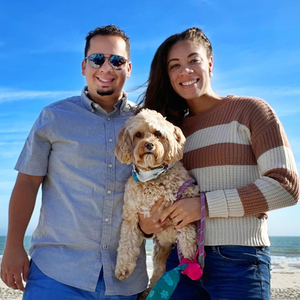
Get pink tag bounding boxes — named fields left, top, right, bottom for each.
left=181, top=261, right=203, bottom=280
left=179, top=254, right=203, bottom=281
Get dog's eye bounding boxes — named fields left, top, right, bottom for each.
left=154, top=131, right=162, bottom=137
left=135, top=132, right=142, bottom=138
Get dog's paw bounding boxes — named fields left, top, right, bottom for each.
left=115, top=265, right=135, bottom=281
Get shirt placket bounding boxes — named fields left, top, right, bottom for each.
left=101, top=115, right=115, bottom=262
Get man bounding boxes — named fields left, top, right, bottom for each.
left=1, top=25, right=148, bottom=300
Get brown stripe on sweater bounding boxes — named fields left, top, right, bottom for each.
left=238, top=183, right=269, bottom=216
left=183, top=143, right=256, bottom=170
left=252, top=124, right=290, bottom=158
left=265, top=168, right=300, bottom=201
left=182, top=96, right=276, bottom=138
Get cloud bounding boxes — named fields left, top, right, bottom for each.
left=0, top=90, right=80, bottom=104
left=28, top=41, right=84, bottom=54
left=0, top=181, right=15, bottom=190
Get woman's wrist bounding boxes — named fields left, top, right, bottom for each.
left=137, top=223, right=154, bottom=239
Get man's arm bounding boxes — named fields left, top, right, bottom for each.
left=1, top=172, right=43, bottom=291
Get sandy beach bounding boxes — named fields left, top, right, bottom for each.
left=0, top=262, right=299, bottom=300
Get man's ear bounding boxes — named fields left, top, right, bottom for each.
left=81, top=59, right=86, bottom=76
left=126, top=61, right=132, bottom=79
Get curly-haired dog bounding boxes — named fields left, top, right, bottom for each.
left=114, top=109, right=199, bottom=294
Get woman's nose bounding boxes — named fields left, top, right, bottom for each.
left=179, top=66, right=194, bottom=75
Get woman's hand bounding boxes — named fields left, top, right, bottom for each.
left=138, top=197, right=170, bottom=235
left=159, top=197, right=205, bottom=230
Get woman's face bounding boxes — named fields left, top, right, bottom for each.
left=167, top=40, right=212, bottom=101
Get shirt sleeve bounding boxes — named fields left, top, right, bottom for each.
left=15, top=108, right=52, bottom=176
left=206, top=99, right=299, bottom=218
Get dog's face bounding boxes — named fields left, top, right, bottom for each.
left=115, top=109, right=186, bottom=170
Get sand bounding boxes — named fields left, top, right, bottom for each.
left=0, top=262, right=299, bottom=299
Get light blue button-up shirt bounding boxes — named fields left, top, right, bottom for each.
left=15, top=87, right=148, bottom=295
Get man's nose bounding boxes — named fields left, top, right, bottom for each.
left=99, top=58, right=113, bottom=71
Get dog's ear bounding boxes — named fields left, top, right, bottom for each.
left=174, top=126, right=186, bottom=148
left=114, top=127, right=133, bottom=164
left=172, top=126, right=186, bottom=162
left=164, top=125, right=186, bottom=164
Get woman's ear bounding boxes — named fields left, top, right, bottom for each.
left=209, top=56, right=213, bottom=76
left=114, top=127, right=133, bottom=164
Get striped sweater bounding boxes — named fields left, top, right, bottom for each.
left=181, top=95, right=299, bottom=246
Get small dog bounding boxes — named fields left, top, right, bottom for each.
left=114, top=109, right=199, bottom=296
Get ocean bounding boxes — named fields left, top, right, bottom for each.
left=146, top=236, right=300, bottom=265
left=0, top=236, right=299, bottom=265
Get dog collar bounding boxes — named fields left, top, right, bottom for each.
left=132, top=163, right=173, bottom=182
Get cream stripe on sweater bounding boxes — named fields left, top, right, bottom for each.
left=181, top=95, right=299, bottom=246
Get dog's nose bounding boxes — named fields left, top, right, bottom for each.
left=145, top=142, right=154, bottom=151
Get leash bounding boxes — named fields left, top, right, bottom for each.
left=146, top=179, right=206, bottom=300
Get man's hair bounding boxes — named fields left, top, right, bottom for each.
left=84, top=25, right=130, bottom=58
left=140, top=27, right=212, bottom=126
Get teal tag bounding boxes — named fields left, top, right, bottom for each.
left=146, top=264, right=188, bottom=300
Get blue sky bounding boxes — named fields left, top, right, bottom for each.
left=0, top=0, right=299, bottom=236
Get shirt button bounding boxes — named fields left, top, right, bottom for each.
left=107, top=190, right=111, bottom=194
left=109, top=139, right=113, bottom=142
left=107, top=117, right=111, bottom=121
left=108, top=163, right=112, bottom=168
left=105, top=218, right=109, bottom=222
left=103, top=245, right=108, bottom=249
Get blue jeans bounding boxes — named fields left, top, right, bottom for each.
left=23, top=261, right=138, bottom=300
left=166, top=244, right=271, bottom=300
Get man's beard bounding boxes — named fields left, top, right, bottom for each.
left=97, top=89, right=114, bottom=96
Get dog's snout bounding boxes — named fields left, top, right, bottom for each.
left=145, top=142, right=154, bottom=151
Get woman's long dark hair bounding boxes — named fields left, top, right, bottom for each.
left=139, top=27, right=212, bottom=126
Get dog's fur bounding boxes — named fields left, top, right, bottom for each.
left=114, top=109, right=199, bottom=297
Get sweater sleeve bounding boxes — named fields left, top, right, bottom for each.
left=206, top=100, right=299, bottom=218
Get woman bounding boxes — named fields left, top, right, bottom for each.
left=138, top=27, right=299, bottom=299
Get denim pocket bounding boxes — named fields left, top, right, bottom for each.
left=216, top=246, right=259, bottom=264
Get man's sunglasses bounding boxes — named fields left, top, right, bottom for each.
left=85, top=53, right=129, bottom=70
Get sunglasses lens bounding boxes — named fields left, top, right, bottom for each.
left=88, top=54, right=105, bottom=68
left=110, top=55, right=127, bottom=70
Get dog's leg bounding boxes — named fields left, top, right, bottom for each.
left=115, top=220, right=144, bottom=280
left=177, top=223, right=198, bottom=260
left=139, top=239, right=173, bottom=300
left=150, top=240, right=173, bottom=287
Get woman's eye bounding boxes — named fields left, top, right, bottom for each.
left=154, top=131, right=162, bottom=137
left=169, top=63, right=180, bottom=70
left=135, top=132, right=142, bottom=138
left=190, top=58, right=201, bottom=64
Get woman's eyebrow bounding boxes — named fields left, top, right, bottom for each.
left=168, top=52, right=201, bottom=65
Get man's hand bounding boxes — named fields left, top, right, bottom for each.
left=1, top=243, right=29, bottom=291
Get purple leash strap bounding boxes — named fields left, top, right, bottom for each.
left=176, top=179, right=206, bottom=268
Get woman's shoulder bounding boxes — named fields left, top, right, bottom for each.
left=227, top=94, right=272, bottom=110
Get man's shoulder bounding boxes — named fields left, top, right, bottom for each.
left=44, top=95, right=82, bottom=111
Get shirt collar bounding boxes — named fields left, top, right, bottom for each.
left=80, top=86, right=129, bottom=115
